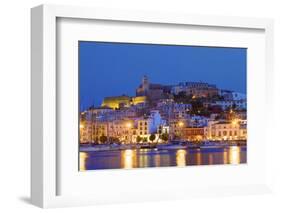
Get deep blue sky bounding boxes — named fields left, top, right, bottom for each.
left=79, top=41, right=246, bottom=111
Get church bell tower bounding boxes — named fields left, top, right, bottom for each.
left=142, top=75, right=149, bottom=95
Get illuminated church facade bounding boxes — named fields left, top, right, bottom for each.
left=101, top=75, right=171, bottom=109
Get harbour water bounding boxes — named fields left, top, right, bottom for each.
left=79, top=145, right=247, bottom=171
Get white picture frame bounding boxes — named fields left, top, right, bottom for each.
left=31, top=4, right=274, bottom=208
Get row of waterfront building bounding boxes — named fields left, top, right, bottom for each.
left=80, top=76, right=247, bottom=144
left=80, top=109, right=247, bottom=144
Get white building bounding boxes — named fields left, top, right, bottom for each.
left=187, top=115, right=208, bottom=127
left=134, top=110, right=166, bottom=143
left=80, top=120, right=92, bottom=143
left=137, top=110, right=163, bottom=135
left=157, top=100, right=191, bottom=119
left=231, top=92, right=246, bottom=101
left=171, top=82, right=219, bottom=97
left=214, top=100, right=247, bottom=110
left=220, top=90, right=246, bottom=101
left=171, top=83, right=186, bottom=95
left=205, top=120, right=247, bottom=140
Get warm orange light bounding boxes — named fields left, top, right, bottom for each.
left=80, top=124, right=84, bottom=129
left=196, top=135, right=203, bottom=141
left=232, top=119, right=238, bottom=126
left=229, top=146, right=240, bottom=164
left=176, top=149, right=187, bottom=167
left=79, top=152, right=88, bottom=171
left=178, top=121, right=184, bottom=127
left=122, top=149, right=135, bottom=169
left=126, top=122, right=132, bottom=128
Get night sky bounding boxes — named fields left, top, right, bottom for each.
left=79, top=41, right=246, bottom=111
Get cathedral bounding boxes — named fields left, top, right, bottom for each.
left=101, top=75, right=172, bottom=109
left=136, top=75, right=172, bottom=101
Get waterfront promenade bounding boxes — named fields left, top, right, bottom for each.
left=80, top=140, right=246, bottom=152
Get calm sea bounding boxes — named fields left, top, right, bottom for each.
left=80, top=146, right=247, bottom=170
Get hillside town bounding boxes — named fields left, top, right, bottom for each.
left=80, top=75, right=247, bottom=146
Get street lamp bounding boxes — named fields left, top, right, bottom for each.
left=178, top=121, right=184, bottom=127
left=232, top=119, right=238, bottom=126
left=126, top=122, right=132, bottom=128
left=125, top=122, right=132, bottom=144
left=178, top=121, right=184, bottom=141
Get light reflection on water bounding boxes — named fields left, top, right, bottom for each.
left=176, top=149, right=187, bottom=167
left=229, top=146, right=241, bottom=164
left=223, top=151, right=228, bottom=164
left=121, top=149, right=137, bottom=169
left=196, top=151, right=202, bottom=166
left=79, top=152, right=88, bottom=171
left=208, top=154, right=213, bottom=165
left=80, top=145, right=246, bottom=170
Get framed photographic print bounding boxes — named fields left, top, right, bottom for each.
left=31, top=4, right=274, bottom=208
left=79, top=41, right=247, bottom=171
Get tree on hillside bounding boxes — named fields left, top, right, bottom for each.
left=173, top=92, right=193, bottom=103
